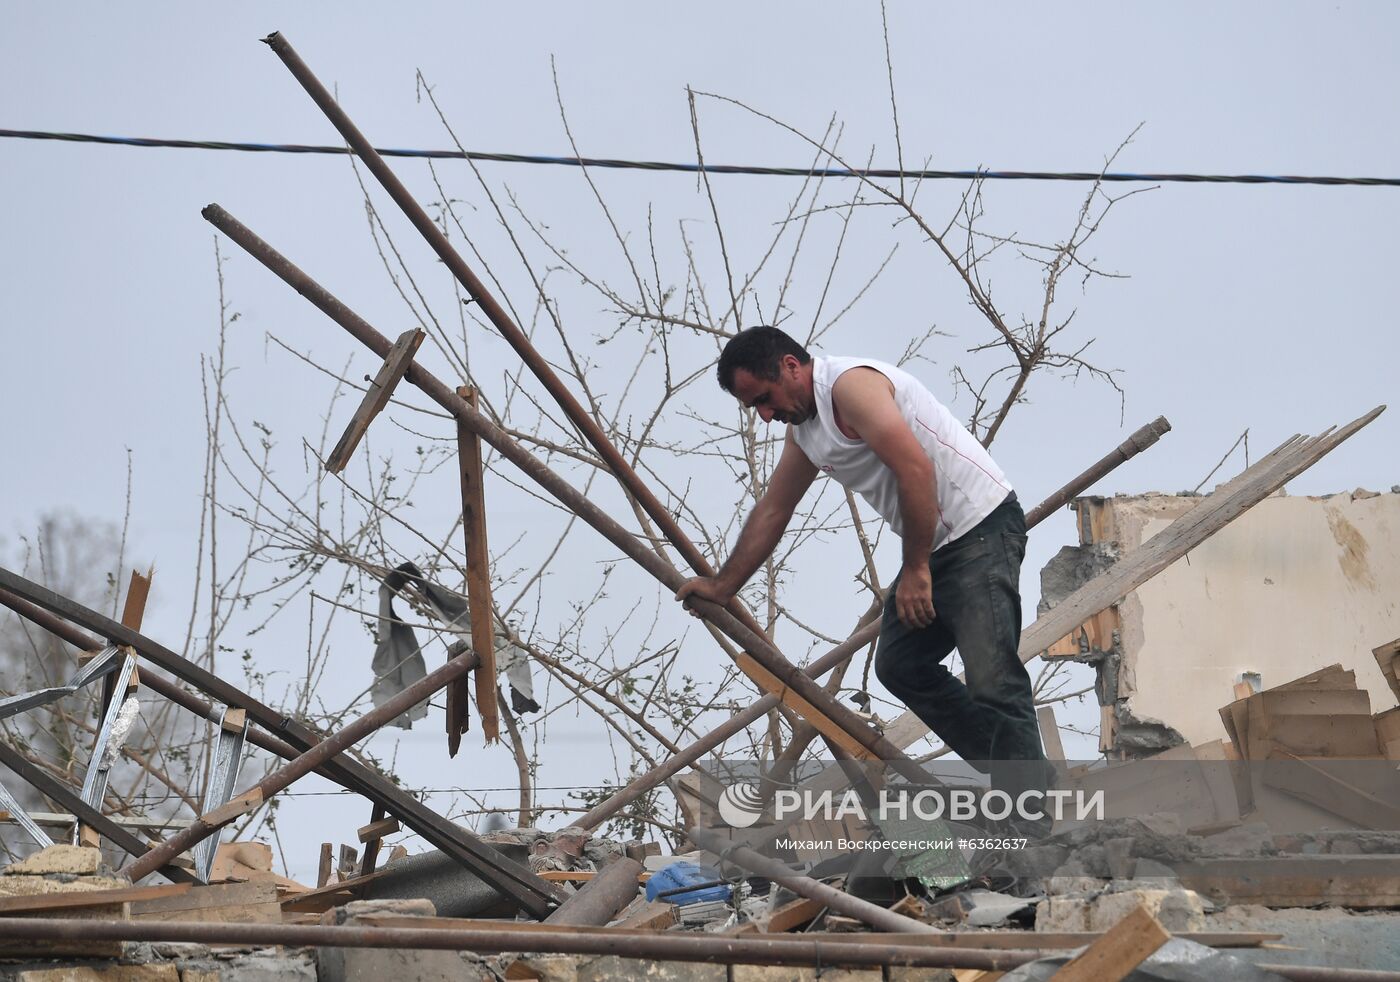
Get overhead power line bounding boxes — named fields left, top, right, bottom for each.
left=2, top=127, right=1396, bottom=187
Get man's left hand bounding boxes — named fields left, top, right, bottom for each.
left=895, top=564, right=937, bottom=628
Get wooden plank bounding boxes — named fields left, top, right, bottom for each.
left=131, top=881, right=281, bottom=924
left=325, top=327, right=425, bottom=474
left=1098, top=704, right=1117, bottom=754
left=338, top=843, right=359, bottom=879
left=455, top=385, right=498, bottom=746
left=1250, top=689, right=1371, bottom=716
left=119, top=567, right=153, bottom=633
left=1038, top=706, right=1066, bottom=762
left=1376, top=707, right=1400, bottom=761
left=280, top=866, right=395, bottom=914
left=1045, top=607, right=1119, bottom=661
left=316, top=842, right=333, bottom=888
left=359, top=804, right=389, bottom=876
left=1374, top=638, right=1400, bottom=705
left=1247, top=711, right=1381, bottom=759
left=1275, top=663, right=1356, bottom=692
left=539, top=870, right=599, bottom=882
left=1050, top=904, right=1170, bottom=982
left=357, top=815, right=400, bottom=844
left=734, top=651, right=873, bottom=760
left=1176, top=856, right=1400, bottom=907
left=765, top=896, right=827, bottom=933
left=613, top=900, right=678, bottom=931
left=0, top=882, right=189, bottom=914
left=220, top=707, right=247, bottom=733
left=1262, top=750, right=1400, bottom=830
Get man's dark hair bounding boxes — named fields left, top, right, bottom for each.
left=717, top=326, right=812, bottom=394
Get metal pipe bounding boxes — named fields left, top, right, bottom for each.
left=688, top=827, right=934, bottom=935
left=544, top=857, right=644, bottom=926
left=199, top=204, right=927, bottom=783
left=0, top=915, right=1374, bottom=979
left=0, top=915, right=1039, bottom=971
left=1023, top=416, right=1172, bottom=528
left=260, top=31, right=888, bottom=768
left=0, top=569, right=565, bottom=917
left=123, top=649, right=478, bottom=881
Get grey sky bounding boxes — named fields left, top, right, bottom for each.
left=3, top=4, right=1397, bottom=880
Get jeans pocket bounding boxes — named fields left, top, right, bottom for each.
left=1003, top=530, right=1028, bottom=566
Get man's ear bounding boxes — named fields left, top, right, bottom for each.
left=781, top=354, right=799, bottom=377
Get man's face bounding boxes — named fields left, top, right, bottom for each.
left=729, top=357, right=814, bottom=425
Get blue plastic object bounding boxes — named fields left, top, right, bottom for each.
left=644, top=861, right=731, bottom=906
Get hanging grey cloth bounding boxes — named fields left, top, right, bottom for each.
left=373, top=563, right=539, bottom=725
left=371, top=567, right=430, bottom=729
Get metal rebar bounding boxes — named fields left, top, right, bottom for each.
left=1022, top=416, right=1172, bottom=528
left=199, top=204, right=927, bottom=783
left=123, top=648, right=479, bottom=881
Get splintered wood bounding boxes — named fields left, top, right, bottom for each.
left=455, top=385, right=498, bottom=746
left=324, top=327, right=424, bottom=474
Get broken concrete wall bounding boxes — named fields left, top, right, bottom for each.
left=1048, top=488, right=1400, bottom=753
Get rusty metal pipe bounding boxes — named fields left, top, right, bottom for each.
left=1023, top=415, right=1172, bottom=528
left=122, top=648, right=479, bottom=881
left=0, top=915, right=1040, bottom=972
left=544, top=857, right=645, bottom=926
left=0, top=917, right=1383, bottom=980
left=200, top=204, right=927, bottom=784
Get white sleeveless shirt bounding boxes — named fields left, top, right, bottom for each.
left=792, top=356, right=1012, bottom=551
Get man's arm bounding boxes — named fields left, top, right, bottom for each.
left=832, top=368, right=939, bottom=627
left=675, top=431, right=818, bottom=609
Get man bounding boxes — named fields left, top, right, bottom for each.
left=676, top=326, right=1047, bottom=792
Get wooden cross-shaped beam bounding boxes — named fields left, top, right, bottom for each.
left=324, top=328, right=424, bottom=474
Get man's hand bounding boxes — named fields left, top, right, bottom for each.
left=675, top=576, right=735, bottom=616
left=895, top=563, right=937, bottom=628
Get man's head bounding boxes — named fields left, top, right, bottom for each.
left=717, top=326, right=816, bottom=425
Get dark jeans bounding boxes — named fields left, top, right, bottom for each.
left=875, top=493, right=1048, bottom=797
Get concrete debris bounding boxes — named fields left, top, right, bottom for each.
left=3, top=847, right=105, bottom=878
left=925, top=888, right=1034, bottom=927
left=1003, top=937, right=1288, bottom=981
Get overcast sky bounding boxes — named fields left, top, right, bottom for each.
left=3, top=4, right=1397, bottom=881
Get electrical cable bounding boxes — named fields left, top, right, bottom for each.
left=2, top=128, right=1396, bottom=187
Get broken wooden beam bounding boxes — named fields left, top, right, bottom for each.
left=1050, top=903, right=1170, bottom=982
left=455, top=384, right=498, bottom=746
left=324, top=327, right=424, bottom=474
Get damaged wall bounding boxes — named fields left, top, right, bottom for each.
left=1045, top=488, right=1400, bottom=753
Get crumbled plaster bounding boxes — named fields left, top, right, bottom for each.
left=1056, top=489, right=1400, bottom=751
